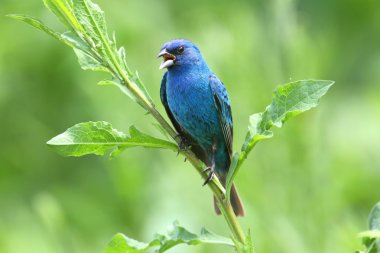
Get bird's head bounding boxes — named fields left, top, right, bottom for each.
left=158, top=39, right=203, bottom=70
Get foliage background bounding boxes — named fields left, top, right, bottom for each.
left=1, top=0, right=379, bottom=252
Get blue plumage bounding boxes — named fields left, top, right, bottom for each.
left=158, top=39, right=244, bottom=216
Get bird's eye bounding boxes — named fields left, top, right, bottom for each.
left=177, top=46, right=185, bottom=54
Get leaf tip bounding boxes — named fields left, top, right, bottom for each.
left=6, top=14, right=21, bottom=20
left=321, top=79, right=335, bottom=87
left=46, top=137, right=56, bottom=146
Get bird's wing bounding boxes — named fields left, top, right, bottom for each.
left=160, top=72, right=184, bottom=135
left=209, top=74, right=233, bottom=159
left=160, top=72, right=209, bottom=164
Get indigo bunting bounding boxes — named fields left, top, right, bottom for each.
left=158, top=39, right=244, bottom=216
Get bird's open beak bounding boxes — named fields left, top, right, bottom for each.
left=158, top=49, right=176, bottom=69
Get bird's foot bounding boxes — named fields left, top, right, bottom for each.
left=202, top=166, right=215, bottom=186
left=174, top=134, right=191, bottom=156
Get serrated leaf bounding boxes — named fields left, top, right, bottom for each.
left=103, top=222, right=234, bottom=253
left=155, top=221, right=234, bottom=253
left=244, top=79, right=334, bottom=154
left=226, top=80, right=334, bottom=197
left=261, top=80, right=334, bottom=129
left=159, top=223, right=234, bottom=251
left=71, top=0, right=122, bottom=76
left=73, top=0, right=109, bottom=48
left=47, top=121, right=177, bottom=157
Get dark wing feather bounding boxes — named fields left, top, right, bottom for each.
left=160, top=72, right=183, bottom=135
left=160, top=72, right=209, bottom=164
left=209, top=74, right=233, bottom=159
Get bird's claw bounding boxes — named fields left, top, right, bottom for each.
left=175, top=134, right=191, bottom=156
left=202, top=167, right=211, bottom=173
left=202, top=167, right=215, bottom=186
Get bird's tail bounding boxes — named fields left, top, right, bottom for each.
left=214, top=183, right=245, bottom=216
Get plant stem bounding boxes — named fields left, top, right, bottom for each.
left=183, top=148, right=247, bottom=250
left=148, top=102, right=248, bottom=251
left=222, top=200, right=247, bottom=243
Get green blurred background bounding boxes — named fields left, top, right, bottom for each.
left=1, top=0, right=379, bottom=252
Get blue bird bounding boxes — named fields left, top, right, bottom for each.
left=158, top=39, right=244, bottom=216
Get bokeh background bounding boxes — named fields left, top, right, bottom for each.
left=1, top=0, right=379, bottom=252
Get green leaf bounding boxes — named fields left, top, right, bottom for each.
left=241, top=112, right=273, bottom=152
left=358, top=232, right=379, bottom=253
left=369, top=202, right=380, bottom=231
left=243, top=230, right=254, bottom=253
left=47, top=121, right=177, bottom=157
left=226, top=80, right=334, bottom=198
left=7, top=14, right=98, bottom=65
left=155, top=221, right=234, bottom=252
left=61, top=31, right=90, bottom=51
left=62, top=29, right=105, bottom=72
left=103, top=233, right=158, bottom=253
left=71, top=0, right=122, bottom=76
left=359, top=231, right=380, bottom=239
left=7, top=14, right=101, bottom=71
left=72, top=0, right=154, bottom=104
left=358, top=203, right=380, bottom=253
left=261, top=80, right=334, bottom=129
left=103, top=221, right=234, bottom=253
left=244, top=79, right=334, bottom=154
left=110, top=125, right=178, bottom=158
left=43, top=0, right=84, bottom=33
left=225, top=152, right=239, bottom=199
left=73, top=48, right=109, bottom=72
left=232, top=229, right=253, bottom=253
left=117, top=46, right=132, bottom=74
left=7, top=14, right=62, bottom=41
left=73, top=0, right=109, bottom=49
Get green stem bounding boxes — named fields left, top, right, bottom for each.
left=148, top=92, right=248, bottom=252
left=185, top=150, right=247, bottom=249
left=128, top=74, right=247, bottom=252
left=219, top=196, right=246, bottom=243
